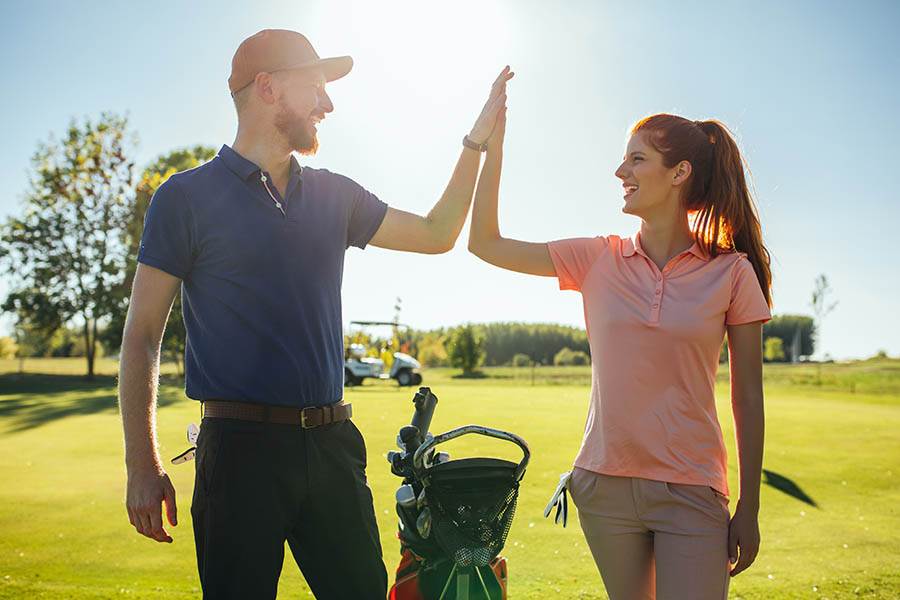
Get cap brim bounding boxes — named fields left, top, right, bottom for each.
left=288, top=56, right=353, bottom=82
left=318, top=56, right=353, bottom=82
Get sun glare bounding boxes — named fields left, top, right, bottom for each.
left=309, top=0, right=513, bottom=101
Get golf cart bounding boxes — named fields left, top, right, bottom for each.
left=345, top=321, right=423, bottom=387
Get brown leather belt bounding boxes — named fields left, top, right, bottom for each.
left=202, top=400, right=352, bottom=428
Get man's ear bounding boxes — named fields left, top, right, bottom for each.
left=253, top=72, right=278, bottom=106
left=673, top=160, right=693, bottom=187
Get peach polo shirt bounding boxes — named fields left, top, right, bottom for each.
left=548, top=234, right=771, bottom=496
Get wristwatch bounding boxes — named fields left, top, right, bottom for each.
left=463, top=135, right=488, bottom=152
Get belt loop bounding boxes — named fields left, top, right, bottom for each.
left=262, top=404, right=270, bottom=423
left=327, top=404, right=334, bottom=425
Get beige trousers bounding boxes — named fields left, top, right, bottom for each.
left=569, top=467, right=731, bottom=600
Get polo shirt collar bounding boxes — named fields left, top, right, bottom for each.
left=217, top=144, right=302, bottom=181
left=622, top=233, right=710, bottom=262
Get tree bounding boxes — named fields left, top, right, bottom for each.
left=3, top=294, right=63, bottom=359
left=810, top=275, right=837, bottom=361
left=764, top=337, right=786, bottom=362
left=446, top=324, right=485, bottom=376
left=763, top=315, right=815, bottom=361
left=100, top=145, right=216, bottom=375
left=416, top=332, right=449, bottom=367
left=9, top=319, right=38, bottom=376
left=9, top=317, right=49, bottom=376
left=0, top=113, right=135, bottom=379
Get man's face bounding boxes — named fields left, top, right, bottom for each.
left=273, top=69, right=333, bottom=155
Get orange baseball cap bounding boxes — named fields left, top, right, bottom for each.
left=228, top=29, right=353, bottom=95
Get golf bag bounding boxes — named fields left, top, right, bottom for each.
left=387, top=387, right=530, bottom=600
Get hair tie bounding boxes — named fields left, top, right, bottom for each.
left=695, top=120, right=716, bottom=145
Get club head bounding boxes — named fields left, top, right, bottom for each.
left=416, top=507, right=432, bottom=539
left=396, top=484, right=416, bottom=507
left=170, top=446, right=196, bottom=465
left=187, top=423, right=200, bottom=445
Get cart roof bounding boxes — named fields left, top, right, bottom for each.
left=349, top=321, right=410, bottom=328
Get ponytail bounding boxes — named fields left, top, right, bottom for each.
left=632, top=114, right=772, bottom=307
left=696, top=120, right=771, bottom=307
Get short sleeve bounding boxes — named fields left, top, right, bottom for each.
left=725, top=256, right=772, bottom=325
left=345, top=178, right=388, bottom=249
left=137, top=179, right=195, bottom=279
left=547, top=237, right=608, bottom=292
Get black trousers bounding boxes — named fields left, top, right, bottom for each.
left=190, top=416, right=387, bottom=599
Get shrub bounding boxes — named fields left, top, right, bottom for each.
left=554, top=347, right=590, bottom=366
left=764, top=337, right=786, bottom=362
left=418, top=340, right=449, bottom=367
left=0, top=337, right=18, bottom=359
left=511, top=353, right=532, bottom=367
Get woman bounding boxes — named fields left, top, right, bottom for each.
left=469, top=94, right=771, bottom=599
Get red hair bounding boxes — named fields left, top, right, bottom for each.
left=631, top=114, right=772, bottom=307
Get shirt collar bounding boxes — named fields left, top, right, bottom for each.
left=621, top=233, right=710, bottom=262
left=217, top=144, right=303, bottom=181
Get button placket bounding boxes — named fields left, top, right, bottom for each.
left=259, top=172, right=286, bottom=217
left=650, top=272, right=663, bottom=324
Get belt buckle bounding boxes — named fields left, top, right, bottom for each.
left=300, top=407, right=314, bottom=429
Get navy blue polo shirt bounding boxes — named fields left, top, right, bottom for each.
left=137, top=145, right=388, bottom=408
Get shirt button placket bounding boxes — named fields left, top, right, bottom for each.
left=650, top=273, right=663, bottom=324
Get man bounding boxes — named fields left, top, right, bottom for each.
left=118, top=29, right=511, bottom=599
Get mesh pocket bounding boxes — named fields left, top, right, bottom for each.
left=424, top=461, right=520, bottom=567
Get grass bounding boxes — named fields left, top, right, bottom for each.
left=1, top=358, right=899, bottom=598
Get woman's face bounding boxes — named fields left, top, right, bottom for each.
left=615, top=132, right=683, bottom=218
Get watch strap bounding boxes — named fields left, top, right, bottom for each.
left=463, top=135, right=488, bottom=152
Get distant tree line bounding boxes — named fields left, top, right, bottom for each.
left=369, top=322, right=591, bottom=373
left=10, top=314, right=814, bottom=369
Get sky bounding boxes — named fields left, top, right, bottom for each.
left=1, top=0, right=898, bottom=360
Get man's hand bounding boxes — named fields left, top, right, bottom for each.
left=728, top=500, right=760, bottom=577
left=469, top=66, right=514, bottom=144
left=126, top=466, right=178, bottom=543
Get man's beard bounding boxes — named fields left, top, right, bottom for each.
left=274, top=101, right=319, bottom=156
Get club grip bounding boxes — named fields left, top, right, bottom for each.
left=410, top=387, right=437, bottom=436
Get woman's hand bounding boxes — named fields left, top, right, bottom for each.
left=469, top=66, right=514, bottom=144
left=488, top=101, right=507, bottom=149
left=467, top=66, right=555, bottom=278
left=728, top=500, right=761, bottom=577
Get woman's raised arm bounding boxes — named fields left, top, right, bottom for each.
left=467, top=104, right=556, bottom=277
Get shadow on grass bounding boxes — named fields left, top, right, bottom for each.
left=450, top=371, right=489, bottom=379
left=0, top=373, right=182, bottom=433
left=763, top=469, right=818, bottom=507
